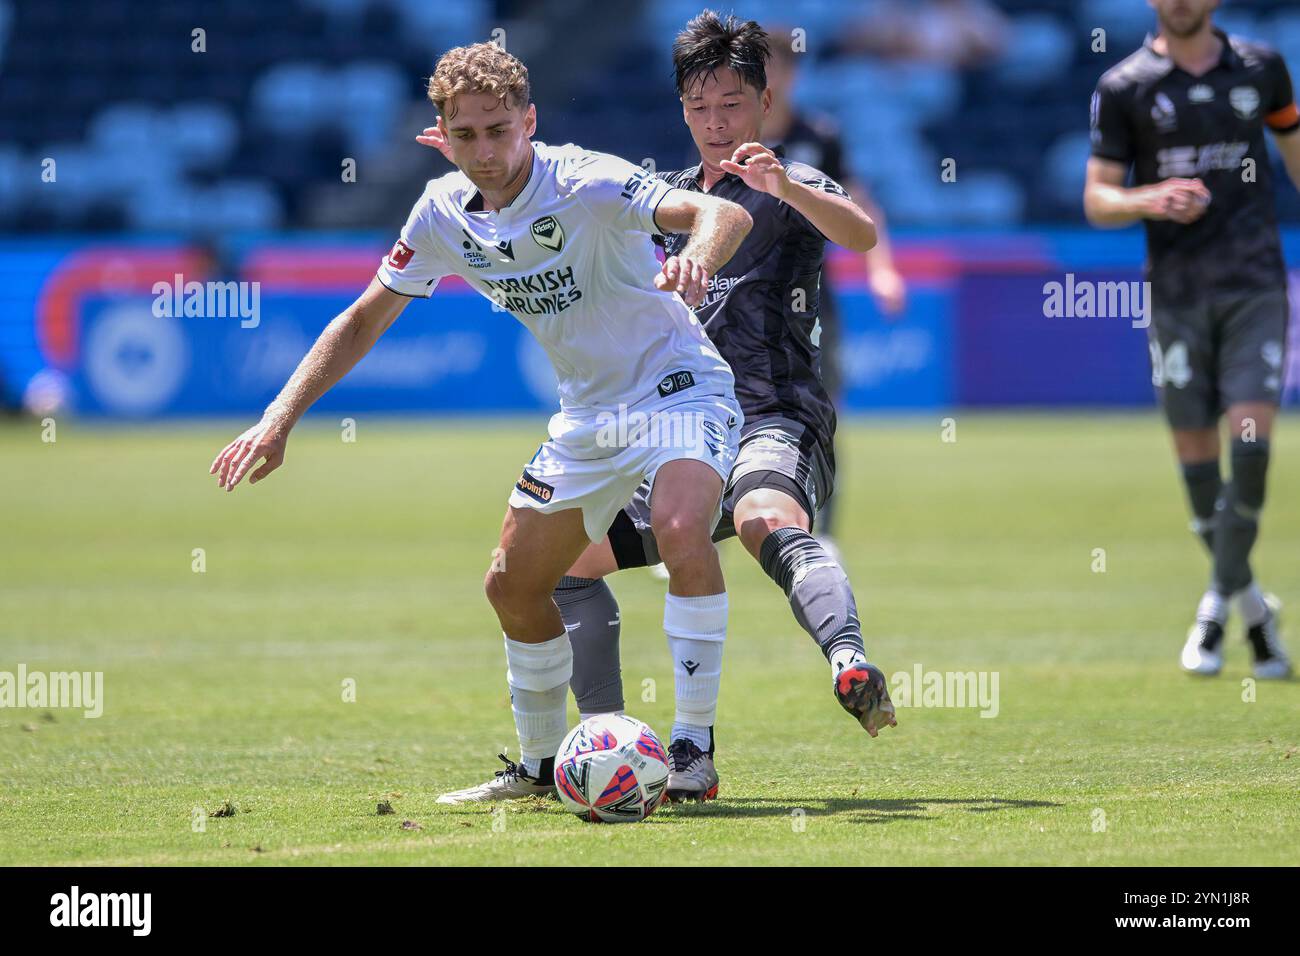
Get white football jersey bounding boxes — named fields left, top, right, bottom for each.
left=377, top=142, right=735, bottom=431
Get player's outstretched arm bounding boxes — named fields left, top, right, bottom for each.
left=209, top=278, right=411, bottom=492
left=653, top=191, right=752, bottom=306
left=844, top=177, right=905, bottom=315
left=1083, top=157, right=1210, bottom=227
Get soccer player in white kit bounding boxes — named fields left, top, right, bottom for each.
left=208, top=43, right=753, bottom=801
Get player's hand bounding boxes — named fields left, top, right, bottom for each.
left=415, top=120, right=455, bottom=164
left=719, top=143, right=789, bottom=198
left=209, top=416, right=290, bottom=492
left=1146, top=178, right=1211, bottom=224
left=869, top=266, right=907, bottom=318
left=655, top=255, right=711, bottom=306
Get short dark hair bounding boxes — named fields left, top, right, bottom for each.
left=672, top=10, right=770, bottom=98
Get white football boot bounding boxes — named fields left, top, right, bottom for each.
left=665, top=738, right=719, bottom=802
left=1181, top=618, right=1226, bottom=676
left=436, top=753, right=554, bottom=804
left=1246, top=594, right=1292, bottom=680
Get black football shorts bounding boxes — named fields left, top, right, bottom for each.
left=1147, top=286, right=1289, bottom=430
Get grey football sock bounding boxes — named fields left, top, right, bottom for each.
left=759, top=527, right=866, bottom=669
left=554, top=576, right=625, bottom=715
left=1213, top=438, right=1270, bottom=596
left=1180, top=459, right=1221, bottom=554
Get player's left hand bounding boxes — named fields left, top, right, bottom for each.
left=415, top=120, right=455, bottom=164
left=655, top=255, right=710, bottom=306
left=720, top=143, right=789, bottom=198
left=869, top=266, right=908, bottom=318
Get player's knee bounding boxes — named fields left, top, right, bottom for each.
left=484, top=568, right=544, bottom=622
left=737, top=508, right=791, bottom=547
left=653, top=514, right=714, bottom=572
left=1172, top=428, right=1219, bottom=464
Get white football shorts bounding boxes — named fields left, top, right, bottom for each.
left=507, top=391, right=743, bottom=541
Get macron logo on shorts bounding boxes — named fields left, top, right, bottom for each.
left=387, top=240, right=415, bottom=271
left=515, top=471, right=555, bottom=503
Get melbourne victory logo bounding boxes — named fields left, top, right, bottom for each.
left=531, top=215, right=565, bottom=252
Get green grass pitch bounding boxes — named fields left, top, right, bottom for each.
left=1, top=412, right=1297, bottom=866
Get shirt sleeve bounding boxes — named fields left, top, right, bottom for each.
left=376, top=188, right=450, bottom=298
left=818, top=132, right=848, bottom=186
left=1264, top=52, right=1300, bottom=133
left=1090, top=81, right=1134, bottom=164
left=781, top=162, right=851, bottom=240
left=571, top=152, right=677, bottom=235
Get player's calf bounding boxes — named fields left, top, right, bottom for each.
left=738, top=489, right=895, bottom=738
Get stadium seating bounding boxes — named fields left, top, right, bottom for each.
left=0, top=0, right=1295, bottom=233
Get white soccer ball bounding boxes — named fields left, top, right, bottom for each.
left=554, top=714, right=670, bottom=823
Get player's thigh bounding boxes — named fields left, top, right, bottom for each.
left=1217, top=288, right=1287, bottom=437
left=1148, top=300, right=1218, bottom=431
left=566, top=535, right=619, bottom=579
left=721, top=417, right=828, bottom=543
left=647, top=458, right=724, bottom=542
left=491, top=505, right=593, bottom=601
left=637, top=393, right=738, bottom=544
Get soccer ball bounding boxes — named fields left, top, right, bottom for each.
left=554, top=714, right=670, bottom=823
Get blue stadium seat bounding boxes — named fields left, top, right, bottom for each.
left=0, top=144, right=23, bottom=215
left=168, top=102, right=241, bottom=170
left=1080, top=0, right=1150, bottom=47
left=250, top=62, right=333, bottom=137
left=382, top=0, right=487, bottom=53
left=89, top=102, right=162, bottom=154
left=1267, top=12, right=1300, bottom=68
left=995, top=14, right=1073, bottom=88
left=337, top=62, right=407, bottom=157
left=200, top=180, right=283, bottom=231
left=1044, top=130, right=1093, bottom=208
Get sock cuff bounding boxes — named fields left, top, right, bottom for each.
left=1181, top=459, right=1222, bottom=480
left=759, top=526, right=813, bottom=574
left=1231, top=436, right=1270, bottom=458
left=504, top=632, right=573, bottom=691
left=663, top=592, right=728, bottom=641
left=555, top=575, right=598, bottom=591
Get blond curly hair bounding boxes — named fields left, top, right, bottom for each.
left=427, top=42, right=531, bottom=117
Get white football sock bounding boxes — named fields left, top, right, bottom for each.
left=503, top=632, right=572, bottom=776
left=664, top=591, right=727, bottom=750
left=1236, top=584, right=1270, bottom=626
left=1197, top=589, right=1228, bottom=624
left=830, top=646, right=867, bottom=676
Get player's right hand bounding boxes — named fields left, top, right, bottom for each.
left=1147, top=178, right=1211, bottom=224
left=416, top=121, right=455, bottom=164
left=655, top=255, right=710, bottom=307
left=209, top=417, right=290, bottom=492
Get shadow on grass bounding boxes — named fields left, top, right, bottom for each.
left=657, top=795, right=1061, bottom=823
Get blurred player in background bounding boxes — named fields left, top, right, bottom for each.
left=761, top=29, right=907, bottom=551
left=1085, top=0, right=1299, bottom=678
left=208, top=42, right=757, bottom=803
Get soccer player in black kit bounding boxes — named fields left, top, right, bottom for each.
left=551, top=12, right=896, bottom=801
left=1085, top=0, right=1299, bottom=679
